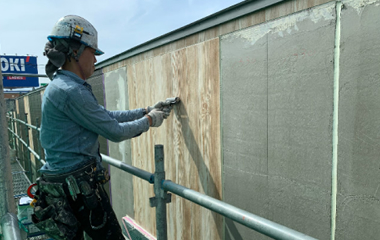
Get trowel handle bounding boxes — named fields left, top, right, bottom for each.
left=165, top=97, right=181, bottom=106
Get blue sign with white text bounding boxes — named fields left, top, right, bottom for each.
left=1, top=55, right=39, bottom=88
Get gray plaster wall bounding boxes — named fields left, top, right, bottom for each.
left=221, top=16, right=271, bottom=240
left=86, top=69, right=110, bottom=197
left=222, top=2, right=334, bottom=240
left=337, top=1, right=380, bottom=239
left=87, top=69, right=108, bottom=156
left=221, top=0, right=380, bottom=239
left=266, top=3, right=335, bottom=239
left=103, top=67, right=135, bottom=226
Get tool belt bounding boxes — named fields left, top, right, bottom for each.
left=32, top=162, right=110, bottom=240
left=42, top=162, right=96, bottom=183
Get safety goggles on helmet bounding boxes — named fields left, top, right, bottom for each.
left=48, top=15, right=104, bottom=55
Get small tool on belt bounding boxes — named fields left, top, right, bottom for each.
left=95, top=168, right=110, bottom=184
left=66, top=175, right=81, bottom=201
left=27, top=183, right=37, bottom=198
left=27, top=183, right=38, bottom=207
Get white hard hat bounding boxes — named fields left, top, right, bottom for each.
left=48, top=15, right=104, bottom=55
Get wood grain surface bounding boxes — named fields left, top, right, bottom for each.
left=23, top=96, right=37, bottom=182
left=127, top=38, right=221, bottom=239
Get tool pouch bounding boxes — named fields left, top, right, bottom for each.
left=79, top=180, right=98, bottom=210
left=32, top=178, right=79, bottom=240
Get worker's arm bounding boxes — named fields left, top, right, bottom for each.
left=147, top=100, right=175, bottom=119
left=101, top=99, right=174, bottom=122
left=65, top=88, right=151, bottom=142
left=100, top=105, right=146, bottom=122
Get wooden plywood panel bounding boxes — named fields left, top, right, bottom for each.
left=23, top=95, right=37, bottom=181
left=127, top=38, right=221, bottom=239
left=15, top=99, right=19, bottom=115
left=14, top=99, right=20, bottom=152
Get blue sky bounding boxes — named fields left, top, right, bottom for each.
left=0, top=0, right=242, bottom=87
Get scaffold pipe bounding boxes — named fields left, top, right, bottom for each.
left=7, top=128, right=45, bottom=165
left=6, top=116, right=40, bottom=131
left=1, top=213, right=22, bottom=240
left=101, top=154, right=154, bottom=183
left=162, top=180, right=317, bottom=240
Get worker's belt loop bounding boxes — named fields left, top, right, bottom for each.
left=85, top=166, right=94, bottom=175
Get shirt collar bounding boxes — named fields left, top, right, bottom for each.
left=56, top=70, right=92, bottom=90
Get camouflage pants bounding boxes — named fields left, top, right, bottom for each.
left=33, top=173, right=124, bottom=240
left=68, top=183, right=124, bottom=240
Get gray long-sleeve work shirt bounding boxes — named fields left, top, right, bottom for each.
left=40, top=70, right=149, bottom=174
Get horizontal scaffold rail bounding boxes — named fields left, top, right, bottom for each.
left=6, top=114, right=45, bottom=165
left=101, top=154, right=154, bottom=183
left=162, top=180, right=316, bottom=240
left=6, top=115, right=40, bottom=131
left=7, top=128, right=45, bottom=165
left=6, top=114, right=317, bottom=240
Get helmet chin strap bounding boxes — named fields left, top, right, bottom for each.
left=73, top=44, right=87, bottom=80
left=73, top=56, right=86, bottom=80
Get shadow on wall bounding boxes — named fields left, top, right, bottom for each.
left=175, top=102, right=223, bottom=238
left=225, top=218, right=244, bottom=240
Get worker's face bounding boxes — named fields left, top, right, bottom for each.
left=78, top=47, right=97, bottom=79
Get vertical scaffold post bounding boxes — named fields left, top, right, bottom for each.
left=10, top=113, right=14, bottom=149
left=8, top=112, right=12, bottom=147
left=12, top=111, right=18, bottom=159
left=150, top=145, right=171, bottom=240
left=10, top=112, right=14, bottom=150
left=25, top=113, right=32, bottom=181
left=36, top=117, right=42, bottom=169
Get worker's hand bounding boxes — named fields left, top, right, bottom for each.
left=147, top=109, right=165, bottom=127
left=147, top=101, right=170, bottom=112
left=147, top=101, right=173, bottom=119
left=162, top=106, right=172, bottom=119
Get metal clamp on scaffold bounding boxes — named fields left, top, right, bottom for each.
left=149, top=193, right=172, bottom=208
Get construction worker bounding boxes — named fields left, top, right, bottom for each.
left=32, top=15, right=172, bottom=240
